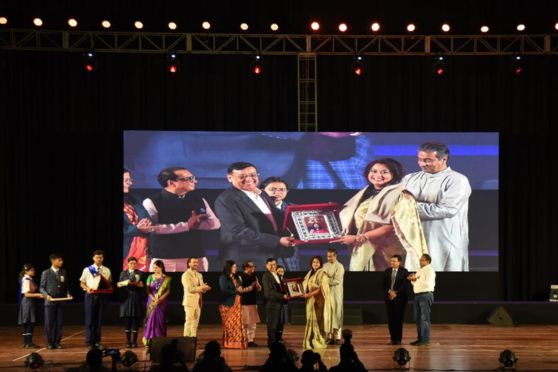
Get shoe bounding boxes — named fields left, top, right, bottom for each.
left=95, top=344, right=103, bottom=350
left=247, top=342, right=258, bottom=347
left=55, top=344, right=63, bottom=349
left=23, top=344, right=30, bottom=349
left=126, top=342, right=132, bottom=348
left=410, top=340, right=420, bottom=345
left=28, top=343, right=41, bottom=349
left=87, top=344, right=96, bottom=350
left=47, top=344, right=55, bottom=350
left=416, top=341, right=430, bottom=346
left=131, top=342, right=138, bottom=348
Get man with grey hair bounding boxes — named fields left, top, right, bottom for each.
left=402, top=142, right=471, bottom=271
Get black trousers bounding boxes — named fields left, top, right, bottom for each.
left=44, top=303, right=63, bottom=345
left=386, top=300, right=407, bottom=342
left=84, top=294, right=105, bottom=345
left=265, top=304, right=284, bottom=347
left=123, top=317, right=139, bottom=332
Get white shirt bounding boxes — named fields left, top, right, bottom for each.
left=80, top=265, right=112, bottom=285
left=21, top=274, right=32, bottom=294
left=411, top=264, right=436, bottom=294
left=242, top=189, right=273, bottom=215
left=271, top=271, right=281, bottom=284
left=143, top=197, right=221, bottom=234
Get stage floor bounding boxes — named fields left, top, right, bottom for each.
left=1, top=324, right=558, bottom=371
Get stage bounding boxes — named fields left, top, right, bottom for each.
left=2, top=324, right=558, bottom=371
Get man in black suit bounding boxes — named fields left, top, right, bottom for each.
left=214, top=162, right=295, bottom=268
left=262, top=258, right=288, bottom=348
left=40, top=253, right=72, bottom=349
left=383, top=254, right=409, bottom=345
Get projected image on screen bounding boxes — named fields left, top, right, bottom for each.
left=123, top=131, right=498, bottom=273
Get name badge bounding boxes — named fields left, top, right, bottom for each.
left=60, top=276, right=65, bottom=283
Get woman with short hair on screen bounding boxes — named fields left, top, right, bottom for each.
left=332, top=158, right=428, bottom=272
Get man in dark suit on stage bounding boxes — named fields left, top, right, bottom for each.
left=262, top=257, right=288, bottom=348
left=40, top=253, right=72, bottom=349
left=214, top=162, right=295, bottom=268
left=383, top=254, right=409, bottom=345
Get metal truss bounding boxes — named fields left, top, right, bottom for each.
left=1, top=29, right=558, bottom=55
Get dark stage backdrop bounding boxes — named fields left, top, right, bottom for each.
left=0, top=51, right=557, bottom=302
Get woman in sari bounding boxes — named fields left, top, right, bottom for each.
left=302, top=256, right=333, bottom=350
left=143, top=260, right=171, bottom=348
left=332, top=158, right=428, bottom=272
left=219, top=260, right=254, bottom=349
left=123, top=169, right=152, bottom=272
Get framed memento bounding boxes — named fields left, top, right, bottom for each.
left=285, top=278, right=304, bottom=298
left=282, top=203, right=343, bottom=245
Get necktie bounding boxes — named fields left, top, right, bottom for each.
left=390, top=269, right=397, bottom=290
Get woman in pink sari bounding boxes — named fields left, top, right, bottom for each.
left=143, top=260, right=171, bottom=348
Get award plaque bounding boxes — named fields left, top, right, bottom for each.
left=282, top=203, right=343, bottom=245
left=285, top=278, right=304, bottom=298
left=90, top=275, right=114, bottom=295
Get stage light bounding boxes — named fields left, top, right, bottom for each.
left=121, top=351, right=138, bottom=368
left=433, top=55, right=446, bottom=76
left=134, top=21, right=143, bottom=30
left=83, top=51, right=96, bottom=72
left=393, top=348, right=411, bottom=367
left=498, top=349, right=518, bottom=369
left=251, top=55, right=263, bottom=76
left=310, top=21, right=320, bottom=31
left=407, top=23, right=416, bottom=32
left=166, top=53, right=179, bottom=74
left=168, top=22, right=177, bottom=30
left=202, top=21, right=211, bottom=30
left=516, top=24, right=526, bottom=32
left=441, top=23, right=451, bottom=32
left=352, top=55, right=364, bottom=76
left=270, top=23, right=279, bottom=31
left=240, top=23, right=249, bottom=31
left=480, top=25, right=489, bottom=33
left=25, top=352, right=44, bottom=370
left=33, top=18, right=43, bottom=27
left=68, top=18, right=78, bottom=28
left=511, top=55, right=524, bottom=75
left=555, top=22, right=558, bottom=31
left=338, top=23, right=348, bottom=32
left=0, top=17, right=8, bottom=25
left=371, top=22, right=381, bottom=32
left=101, top=20, right=111, bottom=29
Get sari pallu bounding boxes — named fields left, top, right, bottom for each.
left=143, top=275, right=171, bottom=345
left=219, top=278, right=247, bottom=349
left=302, top=268, right=333, bottom=350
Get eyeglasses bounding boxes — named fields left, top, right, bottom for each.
left=235, top=173, right=259, bottom=180
left=369, top=169, right=391, bottom=176
left=176, top=176, right=196, bottom=183
left=269, top=187, right=286, bottom=192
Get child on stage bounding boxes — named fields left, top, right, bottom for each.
left=18, top=264, right=44, bottom=348
left=118, top=256, right=144, bottom=348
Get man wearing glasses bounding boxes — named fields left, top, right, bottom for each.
left=143, top=167, right=221, bottom=272
left=215, top=162, right=295, bottom=268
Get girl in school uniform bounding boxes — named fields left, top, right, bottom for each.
left=18, top=264, right=44, bottom=348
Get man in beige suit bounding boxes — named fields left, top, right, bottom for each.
left=181, top=257, right=211, bottom=337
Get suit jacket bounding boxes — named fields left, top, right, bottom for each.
left=383, top=267, right=409, bottom=303
left=181, top=269, right=205, bottom=308
left=262, top=271, right=285, bottom=309
left=40, top=268, right=70, bottom=304
left=215, top=188, right=285, bottom=265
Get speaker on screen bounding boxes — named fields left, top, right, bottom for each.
left=487, top=306, right=514, bottom=327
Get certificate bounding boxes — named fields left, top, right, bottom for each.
left=49, top=296, right=72, bottom=302
left=282, top=203, right=343, bottom=245
left=117, top=280, right=130, bottom=288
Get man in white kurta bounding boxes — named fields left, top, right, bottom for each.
left=322, top=248, right=345, bottom=344
left=402, top=142, right=471, bottom=271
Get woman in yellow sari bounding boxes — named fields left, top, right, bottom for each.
left=302, top=256, right=333, bottom=350
left=143, top=260, right=171, bottom=348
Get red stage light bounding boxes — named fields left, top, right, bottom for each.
left=514, top=66, right=523, bottom=75
left=354, top=66, right=362, bottom=75
left=253, top=64, right=262, bottom=75
left=168, top=64, right=177, bottom=73
left=85, top=64, right=94, bottom=72
left=436, top=67, right=444, bottom=75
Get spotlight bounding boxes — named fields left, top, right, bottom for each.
left=555, top=22, right=558, bottom=31
left=516, top=24, right=526, bottom=32
left=480, top=25, right=489, bottom=33
left=33, top=18, right=43, bottom=27
left=0, top=16, right=7, bottom=25
left=101, top=20, right=111, bottom=29
left=352, top=55, right=364, bottom=76
left=166, top=53, right=179, bottom=74
left=407, top=23, right=416, bottom=32
left=441, top=23, right=451, bottom=32
left=168, top=22, right=177, bottom=30
left=393, top=348, right=411, bottom=367
left=370, top=22, right=381, bottom=32
left=134, top=21, right=143, bottom=30
left=240, top=22, right=249, bottom=31
left=68, top=18, right=78, bottom=28
left=82, top=51, right=96, bottom=72
left=251, top=55, right=263, bottom=76
left=25, top=352, right=44, bottom=370
left=310, top=21, right=320, bottom=31
left=433, top=55, right=446, bottom=76
left=338, top=23, right=348, bottom=32
left=498, top=349, right=518, bottom=369
left=121, top=350, right=138, bottom=368
left=270, top=23, right=279, bottom=31
left=202, top=21, right=211, bottom=30
left=511, top=55, right=524, bottom=76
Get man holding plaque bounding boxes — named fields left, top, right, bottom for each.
left=215, top=162, right=295, bottom=268
left=79, top=250, right=113, bottom=350
left=323, top=247, right=345, bottom=345
left=262, top=258, right=288, bottom=348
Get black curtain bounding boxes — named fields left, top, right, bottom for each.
left=1, top=50, right=557, bottom=302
